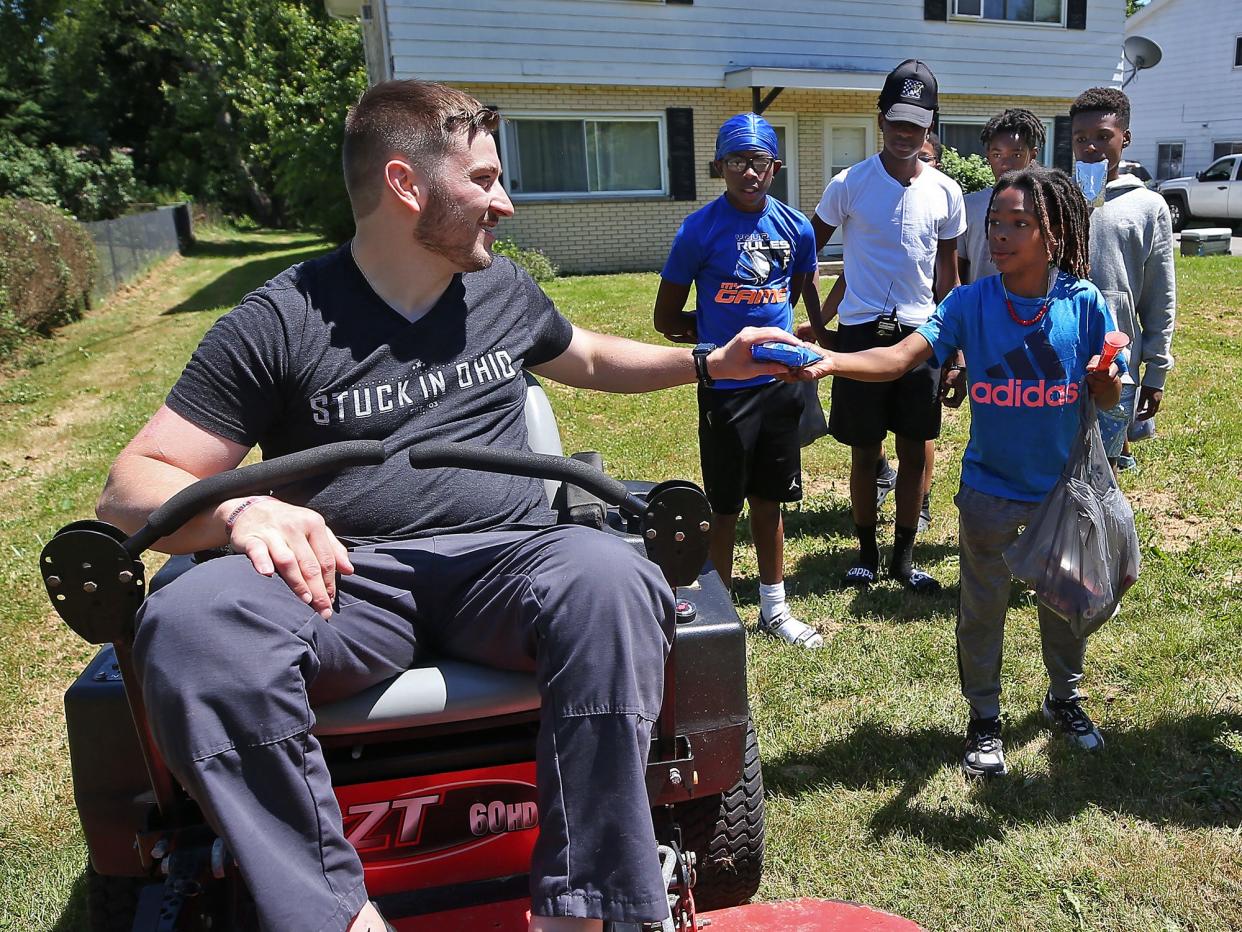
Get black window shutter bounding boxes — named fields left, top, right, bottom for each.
left=1054, top=115, right=1073, bottom=171
left=666, top=0, right=693, bottom=4
left=925, top=0, right=948, bottom=20
left=666, top=108, right=696, bottom=201
left=1066, top=0, right=1087, bottom=29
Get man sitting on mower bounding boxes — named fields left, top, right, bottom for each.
left=96, top=80, right=815, bottom=932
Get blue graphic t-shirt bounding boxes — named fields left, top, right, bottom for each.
left=662, top=195, right=818, bottom=389
left=917, top=273, right=1123, bottom=502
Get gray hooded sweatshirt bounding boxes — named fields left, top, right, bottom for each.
left=1088, top=174, right=1176, bottom=389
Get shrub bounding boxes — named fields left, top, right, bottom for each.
left=940, top=146, right=996, bottom=195
left=492, top=240, right=559, bottom=283
left=0, top=198, right=97, bottom=359
left=0, top=135, right=148, bottom=221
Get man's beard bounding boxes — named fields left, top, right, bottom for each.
left=414, top=180, right=494, bottom=272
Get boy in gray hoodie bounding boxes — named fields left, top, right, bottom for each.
left=1070, top=87, right=1176, bottom=468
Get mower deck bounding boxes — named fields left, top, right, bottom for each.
left=394, top=897, right=923, bottom=931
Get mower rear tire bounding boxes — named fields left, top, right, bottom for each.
left=675, top=716, right=765, bottom=911
left=86, top=865, right=147, bottom=932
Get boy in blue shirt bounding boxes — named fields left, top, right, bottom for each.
left=806, top=166, right=1123, bottom=775
left=654, top=113, right=823, bottom=648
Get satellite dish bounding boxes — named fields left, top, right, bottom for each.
left=1122, top=35, right=1163, bottom=86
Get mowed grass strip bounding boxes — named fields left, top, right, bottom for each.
left=1, top=232, right=1238, bottom=931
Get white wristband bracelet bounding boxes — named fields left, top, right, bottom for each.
left=224, top=495, right=272, bottom=532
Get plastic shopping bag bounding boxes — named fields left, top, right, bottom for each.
left=1003, top=397, right=1141, bottom=639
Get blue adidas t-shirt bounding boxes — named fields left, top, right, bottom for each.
left=917, top=273, right=1123, bottom=502
left=662, top=195, right=818, bottom=389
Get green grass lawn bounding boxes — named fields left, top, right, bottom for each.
left=1, top=230, right=1239, bottom=931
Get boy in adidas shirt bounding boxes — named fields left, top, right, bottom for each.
left=807, top=165, right=1123, bottom=776
left=809, top=59, right=965, bottom=593
left=654, top=113, right=823, bottom=648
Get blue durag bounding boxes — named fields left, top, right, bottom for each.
left=715, top=113, right=779, bottom=160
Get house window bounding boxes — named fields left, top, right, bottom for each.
left=1234, top=35, right=1242, bottom=67
left=939, top=116, right=1054, bottom=167
left=1212, top=140, right=1242, bottom=161
left=764, top=117, right=799, bottom=207
left=501, top=115, right=667, bottom=199
left=953, top=0, right=1063, bottom=24
left=1155, top=142, right=1184, bottom=180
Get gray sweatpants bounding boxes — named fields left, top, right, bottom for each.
left=955, top=485, right=1087, bottom=720
left=132, top=525, right=676, bottom=931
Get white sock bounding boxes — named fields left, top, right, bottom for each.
left=759, top=581, right=787, bottom=620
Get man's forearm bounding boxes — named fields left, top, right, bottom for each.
left=543, top=332, right=698, bottom=393
left=98, top=456, right=235, bottom=554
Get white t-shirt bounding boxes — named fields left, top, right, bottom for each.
left=958, top=187, right=998, bottom=284
left=815, top=154, right=966, bottom=327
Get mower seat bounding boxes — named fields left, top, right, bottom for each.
left=311, top=373, right=561, bottom=735
left=312, top=660, right=540, bottom=736
left=145, top=375, right=572, bottom=740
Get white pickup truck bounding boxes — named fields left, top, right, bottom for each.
left=1157, top=153, right=1242, bottom=232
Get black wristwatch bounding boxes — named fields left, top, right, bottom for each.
left=692, top=343, right=717, bottom=386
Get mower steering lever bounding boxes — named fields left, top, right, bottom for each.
left=125, top=439, right=388, bottom=556
left=408, top=442, right=650, bottom=517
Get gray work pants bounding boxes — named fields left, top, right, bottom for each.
left=955, top=485, right=1088, bottom=720
left=133, top=525, right=676, bottom=931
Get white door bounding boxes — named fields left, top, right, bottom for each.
left=1230, top=157, right=1242, bottom=219
left=1190, top=157, right=1235, bottom=217
left=821, top=117, right=876, bottom=251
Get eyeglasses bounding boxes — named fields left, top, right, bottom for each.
left=723, top=155, right=775, bottom=174
left=917, top=153, right=936, bottom=163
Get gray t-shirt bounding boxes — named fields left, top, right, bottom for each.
left=167, top=245, right=574, bottom=543
left=958, top=188, right=998, bottom=284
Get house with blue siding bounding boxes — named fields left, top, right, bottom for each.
left=326, top=0, right=1125, bottom=273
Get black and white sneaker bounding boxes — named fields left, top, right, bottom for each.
left=1042, top=692, right=1104, bottom=751
left=917, top=491, right=932, bottom=534
left=962, top=716, right=1009, bottom=778
left=875, top=457, right=897, bottom=509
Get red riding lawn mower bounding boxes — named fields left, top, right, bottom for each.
left=42, top=379, right=920, bottom=931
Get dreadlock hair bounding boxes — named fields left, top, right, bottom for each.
left=979, top=107, right=1046, bottom=152
left=988, top=165, right=1091, bottom=280
left=1069, top=87, right=1131, bottom=129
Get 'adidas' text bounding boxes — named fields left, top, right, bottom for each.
left=970, top=379, right=1080, bottom=408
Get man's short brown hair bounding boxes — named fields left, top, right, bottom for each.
left=342, top=80, right=500, bottom=219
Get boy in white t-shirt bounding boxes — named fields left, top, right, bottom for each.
left=958, top=109, right=1045, bottom=285
left=809, top=59, right=965, bottom=593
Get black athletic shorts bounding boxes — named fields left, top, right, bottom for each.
left=697, top=379, right=804, bottom=516
left=828, top=319, right=942, bottom=447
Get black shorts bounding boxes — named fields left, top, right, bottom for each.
left=698, top=380, right=804, bottom=516
left=828, top=320, right=942, bottom=447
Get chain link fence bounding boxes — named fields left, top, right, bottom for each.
left=85, top=203, right=193, bottom=300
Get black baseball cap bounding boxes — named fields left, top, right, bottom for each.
left=879, top=59, right=939, bottom=128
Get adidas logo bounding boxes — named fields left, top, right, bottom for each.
left=970, top=379, right=1079, bottom=408
left=972, top=330, right=1079, bottom=408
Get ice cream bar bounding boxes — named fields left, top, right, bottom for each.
left=1095, top=330, right=1129, bottom=372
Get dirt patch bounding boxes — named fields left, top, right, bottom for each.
left=1128, top=487, right=1211, bottom=552
left=802, top=472, right=851, bottom=500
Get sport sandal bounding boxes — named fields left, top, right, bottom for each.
left=841, top=564, right=877, bottom=588
left=758, top=609, right=824, bottom=648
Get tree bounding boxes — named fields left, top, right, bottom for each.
left=156, top=0, right=366, bottom=236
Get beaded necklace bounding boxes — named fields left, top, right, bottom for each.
left=1001, top=266, right=1059, bottom=327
